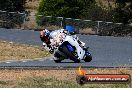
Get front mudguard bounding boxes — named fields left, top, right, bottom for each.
left=83, top=49, right=92, bottom=62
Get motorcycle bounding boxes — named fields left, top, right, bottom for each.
left=53, top=35, right=92, bottom=63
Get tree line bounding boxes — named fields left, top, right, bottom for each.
left=37, top=0, right=132, bottom=24
left=0, top=0, right=26, bottom=12
left=0, top=0, right=131, bottom=24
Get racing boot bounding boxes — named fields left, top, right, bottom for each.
left=78, top=40, right=85, bottom=47
left=83, top=47, right=89, bottom=51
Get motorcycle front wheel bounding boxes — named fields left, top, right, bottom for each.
left=84, top=55, right=92, bottom=62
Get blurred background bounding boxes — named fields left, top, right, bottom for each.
left=0, top=0, right=132, bottom=37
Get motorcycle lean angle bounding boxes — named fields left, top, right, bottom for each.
left=40, top=27, right=92, bottom=63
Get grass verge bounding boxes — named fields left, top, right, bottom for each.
left=0, top=69, right=131, bottom=88
left=0, top=40, right=50, bottom=61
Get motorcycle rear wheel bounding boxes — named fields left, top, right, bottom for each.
left=54, top=59, right=62, bottom=63
left=53, top=52, right=63, bottom=63
left=60, top=45, right=80, bottom=63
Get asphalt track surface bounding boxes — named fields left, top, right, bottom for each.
left=0, top=28, right=132, bottom=68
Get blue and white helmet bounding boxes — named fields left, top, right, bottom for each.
left=64, top=25, right=75, bottom=33
left=64, top=25, right=76, bottom=34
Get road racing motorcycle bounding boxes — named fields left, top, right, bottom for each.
left=52, top=34, right=92, bottom=63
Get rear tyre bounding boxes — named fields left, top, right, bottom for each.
left=53, top=52, right=62, bottom=63
left=59, top=45, right=80, bottom=63
left=54, top=59, right=62, bottom=63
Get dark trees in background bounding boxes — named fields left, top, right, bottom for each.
left=37, top=0, right=96, bottom=19
left=0, top=0, right=27, bottom=28
left=0, top=0, right=26, bottom=12
left=114, top=0, right=132, bottom=24
left=35, top=0, right=132, bottom=24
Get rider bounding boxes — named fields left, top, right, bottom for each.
left=40, top=29, right=54, bottom=53
left=40, top=26, right=86, bottom=53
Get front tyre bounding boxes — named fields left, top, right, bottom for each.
left=84, top=55, right=92, bottom=62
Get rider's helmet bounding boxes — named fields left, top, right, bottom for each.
left=64, top=25, right=76, bottom=35
left=40, top=29, right=51, bottom=44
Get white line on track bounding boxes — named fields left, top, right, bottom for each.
left=5, top=62, right=11, bottom=63
left=22, top=61, right=28, bottom=62
left=49, top=59, right=53, bottom=61
left=38, top=59, right=44, bottom=61
left=0, top=56, right=54, bottom=63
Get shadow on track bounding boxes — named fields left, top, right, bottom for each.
left=54, top=61, right=86, bottom=63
